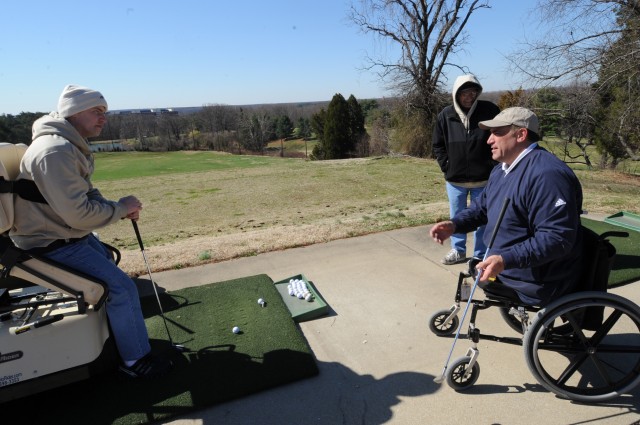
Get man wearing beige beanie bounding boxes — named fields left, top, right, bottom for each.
left=10, top=85, right=173, bottom=378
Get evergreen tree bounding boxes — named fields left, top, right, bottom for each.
left=0, top=112, right=43, bottom=144
left=310, top=108, right=327, bottom=159
left=296, top=117, right=312, bottom=139
left=347, top=95, right=364, bottom=154
left=531, top=88, right=562, bottom=137
left=275, top=115, right=294, bottom=140
left=323, top=93, right=351, bottom=159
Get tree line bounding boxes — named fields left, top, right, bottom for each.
left=0, top=96, right=381, bottom=160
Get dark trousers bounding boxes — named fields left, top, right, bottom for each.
left=478, top=279, right=521, bottom=302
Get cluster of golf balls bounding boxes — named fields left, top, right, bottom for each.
left=288, top=278, right=313, bottom=302
left=232, top=298, right=267, bottom=334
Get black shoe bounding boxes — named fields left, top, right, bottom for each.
left=119, top=353, right=173, bottom=379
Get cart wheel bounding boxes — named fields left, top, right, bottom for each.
left=446, top=356, right=480, bottom=390
left=429, top=308, right=460, bottom=336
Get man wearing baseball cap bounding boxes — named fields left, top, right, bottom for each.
left=429, top=107, right=584, bottom=306
left=10, top=85, right=172, bottom=378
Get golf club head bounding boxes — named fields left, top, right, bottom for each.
left=433, top=375, right=445, bottom=384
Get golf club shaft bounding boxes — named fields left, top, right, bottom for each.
left=132, top=219, right=145, bottom=250
left=132, top=220, right=176, bottom=346
left=435, top=197, right=511, bottom=382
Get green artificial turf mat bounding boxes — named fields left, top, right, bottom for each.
left=3, top=274, right=319, bottom=424
left=582, top=218, right=640, bottom=287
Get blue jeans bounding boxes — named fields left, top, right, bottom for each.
left=43, top=234, right=150, bottom=363
left=446, top=182, right=487, bottom=258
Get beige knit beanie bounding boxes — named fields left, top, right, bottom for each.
left=57, top=85, right=108, bottom=118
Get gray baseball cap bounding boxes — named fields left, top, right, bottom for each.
left=479, top=107, right=540, bottom=135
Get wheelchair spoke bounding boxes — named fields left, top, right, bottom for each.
left=592, top=344, right=640, bottom=354
left=590, top=309, right=623, bottom=346
left=555, top=352, right=589, bottom=386
left=563, top=310, right=586, bottom=341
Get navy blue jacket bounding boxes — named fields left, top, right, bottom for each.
left=452, top=146, right=583, bottom=305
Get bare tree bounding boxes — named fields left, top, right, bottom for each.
left=369, top=109, right=392, bottom=155
left=509, top=1, right=640, bottom=166
left=238, top=109, right=273, bottom=153
left=195, top=104, right=241, bottom=151
left=155, top=114, right=184, bottom=151
left=349, top=0, right=491, bottom=156
left=511, top=0, right=639, bottom=86
left=544, top=84, right=597, bottom=167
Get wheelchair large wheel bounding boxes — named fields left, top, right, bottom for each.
left=523, top=291, right=640, bottom=402
left=429, top=308, right=460, bottom=336
left=446, top=356, right=480, bottom=390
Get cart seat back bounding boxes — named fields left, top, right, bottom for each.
left=0, top=143, right=28, bottom=234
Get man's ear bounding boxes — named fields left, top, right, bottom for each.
left=516, top=127, right=528, bottom=142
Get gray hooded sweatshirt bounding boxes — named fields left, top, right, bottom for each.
left=10, top=112, right=128, bottom=250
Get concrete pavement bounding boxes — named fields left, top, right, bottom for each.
left=148, top=224, right=640, bottom=425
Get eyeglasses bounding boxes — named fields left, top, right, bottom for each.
left=459, top=88, right=479, bottom=97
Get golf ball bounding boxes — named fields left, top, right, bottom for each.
left=258, top=298, right=265, bottom=306
left=305, top=293, right=313, bottom=302
left=232, top=326, right=240, bottom=334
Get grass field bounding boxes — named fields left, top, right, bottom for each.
left=91, top=150, right=640, bottom=276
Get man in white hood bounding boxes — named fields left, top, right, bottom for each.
left=10, top=85, right=172, bottom=379
left=432, top=75, right=500, bottom=265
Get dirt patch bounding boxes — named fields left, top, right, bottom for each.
left=117, top=202, right=448, bottom=276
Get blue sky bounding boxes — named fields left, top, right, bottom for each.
left=0, top=0, right=539, bottom=115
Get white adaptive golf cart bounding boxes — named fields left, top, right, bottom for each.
left=0, top=143, right=117, bottom=403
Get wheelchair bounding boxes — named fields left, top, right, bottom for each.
left=0, top=143, right=118, bottom=402
left=429, top=226, right=640, bottom=402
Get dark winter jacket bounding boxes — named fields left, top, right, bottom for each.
left=432, top=75, right=500, bottom=184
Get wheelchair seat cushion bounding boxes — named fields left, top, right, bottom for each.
left=479, top=279, right=522, bottom=303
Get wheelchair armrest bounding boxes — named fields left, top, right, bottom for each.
left=600, top=231, right=629, bottom=240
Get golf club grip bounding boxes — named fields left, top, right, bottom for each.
left=34, top=314, right=64, bottom=328
left=132, top=220, right=145, bottom=250
left=14, top=314, right=64, bottom=334
left=487, top=197, right=511, bottom=249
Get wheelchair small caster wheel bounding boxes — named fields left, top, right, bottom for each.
left=429, top=308, right=460, bottom=336
left=446, top=356, right=480, bottom=391
left=500, top=307, right=524, bottom=334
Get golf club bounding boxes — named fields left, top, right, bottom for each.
left=132, top=220, right=187, bottom=352
left=433, top=197, right=510, bottom=384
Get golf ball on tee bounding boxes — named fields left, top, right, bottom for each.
left=232, top=326, right=240, bottom=334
